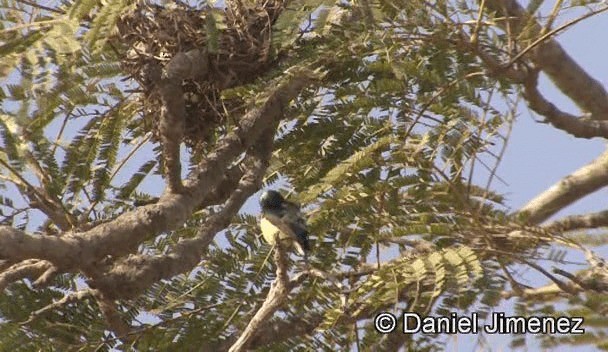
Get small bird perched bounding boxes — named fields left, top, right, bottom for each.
left=259, top=189, right=310, bottom=256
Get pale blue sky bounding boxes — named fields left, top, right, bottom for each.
left=453, top=6, right=608, bottom=352
left=496, top=7, right=607, bottom=214
left=1, top=2, right=607, bottom=350
left=87, top=5, right=608, bottom=351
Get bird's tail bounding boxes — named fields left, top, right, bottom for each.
left=294, top=231, right=310, bottom=256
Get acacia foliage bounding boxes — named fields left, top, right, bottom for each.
left=0, top=0, right=607, bottom=351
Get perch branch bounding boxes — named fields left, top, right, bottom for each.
left=228, top=236, right=291, bottom=352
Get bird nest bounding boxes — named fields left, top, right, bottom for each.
left=116, top=0, right=284, bottom=150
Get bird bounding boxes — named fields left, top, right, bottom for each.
left=259, top=189, right=310, bottom=256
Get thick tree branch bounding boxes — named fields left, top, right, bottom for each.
left=523, top=72, right=608, bottom=139
left=131, top=162, right=247, bottom=209
left=519, top=148, right=608, bottom=224
left=157, top=78, right=185, bottom=193
left=200, top=162, right=249, bottom=207
left=461, top=7, right=608, bottom=138
left=0, top=69, right=316, bottom=273
left=484, top=0, right=608, bottom=119
left=545, top=209, right=608, bottom=232
left=0, top=226, right=81, bottom=263
left=0, top=259, right=53, bottom=291
left=152, top=49, right=209, bottom=193
left=88, top=127, right=274, bottom=298
left=96, top=292, right=134, bottom=342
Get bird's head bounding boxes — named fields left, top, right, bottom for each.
left=260, top=190, right=284, bottom=210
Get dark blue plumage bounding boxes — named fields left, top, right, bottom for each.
left=259, top=190, right=310, bottom=255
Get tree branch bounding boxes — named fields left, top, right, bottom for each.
left=460, top=7, right=608, bottom=138
left=0, top=69, right=317, bottom=273
left=229, top=236, right=291, bottom=352
left=21, top=289, right=94, bottom=325
left=545, top=209, right=608, bottom=232
left=228, top=313, right=324, bottom=351
left=519, top=148, right=608, bottom=224
left=523, top=72, right=608, bottom=139
left=88, top=126, right=274, bottom=299
left=152, top=49, right=209, bottom=193
left=501, top=282, right=565, bottom=300
left=484, top=0, right=608, bottom=119
left=0, top=259, right=53, bottom=291
left=32, top=264, right=59, bottom=288
left=96, top=292, right=134, bottom=342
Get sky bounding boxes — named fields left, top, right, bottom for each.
left=1, top=1, right=607, bottom=351
left=496, top=7, right=608, bottom=213
left=450, top=5, right=608, bottom=352
left=228, top=6, right=608, bottom=348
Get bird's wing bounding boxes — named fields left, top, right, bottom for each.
left=279, top=201, right=310, bottom=252
left=261, top=202, right=310, bottom=254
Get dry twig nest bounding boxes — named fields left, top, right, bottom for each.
left=116, top=0, right=285, bottom=151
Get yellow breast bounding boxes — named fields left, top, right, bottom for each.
left=260, top=217, right=291, bottom=245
